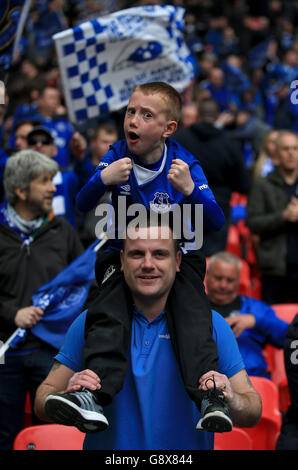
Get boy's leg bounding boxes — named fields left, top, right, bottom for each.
left=82, top=255, right=133, bottom=406
left=45, top=251, right=132, bottom=432
left=166, top=249, right=232, bottom=432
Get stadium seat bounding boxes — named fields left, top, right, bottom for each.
left=214, top=427, right=253, bottom=450
left=242, top=376, right=282, bottom=450
left=24, top=392, right=33, bottom=428
left=13, top=424, right=85, bottom=450
left=226, top=224, right=242, bottom=258
left=268, top=345, right=291, bottom=412
left=262, top=307, right=296, bottom=413
left=238, top=258, right=251, bottom=296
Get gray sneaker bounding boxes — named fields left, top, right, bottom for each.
left=45, top=388, right=109, bottom=433
left=196, top=376, right=233, bottom=433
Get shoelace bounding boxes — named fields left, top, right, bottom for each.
left=204, top=374, right=216, bottom=391
left=204, top=375, right=226, bottom=405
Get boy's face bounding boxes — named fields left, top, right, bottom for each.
left=124, top=90, right=177, bottom=159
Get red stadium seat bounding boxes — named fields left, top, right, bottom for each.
left=24, top=392, right=33, bottom=428
left=214, top=427, right=253, bottom=450
left=13, top=424, right=85, bottom=450
left=226, top=224, right=242, bottom=258
left=272, top=304, right=298, bottom=324
left=268, top=346, right=291, bottom=412
left=242, top=376, right=282, bottom=450
left=266, top=304, right=298, bottom=411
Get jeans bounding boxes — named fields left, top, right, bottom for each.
left=0, top=345, right=56, bottom=450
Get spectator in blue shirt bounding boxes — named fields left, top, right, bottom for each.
left=11, top=85, right=73, bottom=168
left=206, top=251, right=289, bottom=378
left=201, top=67, right=239, bottom=112
left=26, top=125, right=80, bottom=229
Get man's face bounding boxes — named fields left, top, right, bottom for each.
left=206, top=259, right=240, bottom=305
left=24, top=172, right=56, bottom=217
left=38, top=88, right=61, bottom=117
left=124, top=91, right=175, bottom=159
left=120, top=226, right=182, bottom=306
left=28, top=132, right=57, bottom=158
left=181, top=104, right=198, bottom=128
left=93, top=129, right=118, bottom=158
left=210, top=69, right=224, bottom=88
left=15, top=123, right=34, bottom=151
left=276, top=134, right=298, bottom=171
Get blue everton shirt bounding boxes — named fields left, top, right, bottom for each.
left=55, top=309, right=244, bottom=450
left=76, top=139, right=225, bottom=251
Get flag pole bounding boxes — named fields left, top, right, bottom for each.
left=94, top=232, right=108, bottom=252
left=11, top=0, right=33, bottom=64
left=0, top=328, right=26, bottom=360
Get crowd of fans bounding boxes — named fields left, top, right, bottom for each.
left=0, top=0, right=298, bottom=451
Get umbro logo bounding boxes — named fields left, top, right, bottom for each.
left=120, top=184, right=131, bottom=192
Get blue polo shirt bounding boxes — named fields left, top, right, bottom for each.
left=55, top=309, right=244, bottom=450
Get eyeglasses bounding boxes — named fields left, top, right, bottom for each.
left=27, top=135, right=53, bottom=146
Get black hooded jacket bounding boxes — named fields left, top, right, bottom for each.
left=173, top=123, right=251, bottom=218
left=0, top=216, right=83, bottom=346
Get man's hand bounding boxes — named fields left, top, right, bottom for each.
left=283, top=197, right=298, bottom=222
left=199, top=369, right=262, bottom=428
left=167, top=159, right=195, bottom=196
left=14, top=306, right=43, bottom=328
left=225, top=314, right=256, bottom=338
left=199, top=370, right=233, bottom=400
left=101, top=157, right=132, bottom=185
left=70, top=132, right=88, bottom=160
left=65, top=369, right=101, bottom=393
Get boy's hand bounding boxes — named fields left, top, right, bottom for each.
left=101, top=157, right=132, bottom=185
left=70, top=132, right=87, bottom=160
left=167, top=159, right=195, bottom=196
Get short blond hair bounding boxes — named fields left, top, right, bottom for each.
left=133, top=82, right=182, bottom=122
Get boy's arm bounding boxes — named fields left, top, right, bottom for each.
left=76, top=149, right=132, bottom=213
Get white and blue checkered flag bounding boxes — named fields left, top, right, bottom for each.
left=53, top=5, right=196, bottom=123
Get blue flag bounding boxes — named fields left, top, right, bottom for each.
left=247, top=38, right=273, bottom=70
left=30, top=239, right=102, bottom=350
left=53, top=5, right=195, bottom=123
left=0, top=237, right=107, bottom=358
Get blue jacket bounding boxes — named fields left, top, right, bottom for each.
left=236, top=295, right=289, bottom=378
